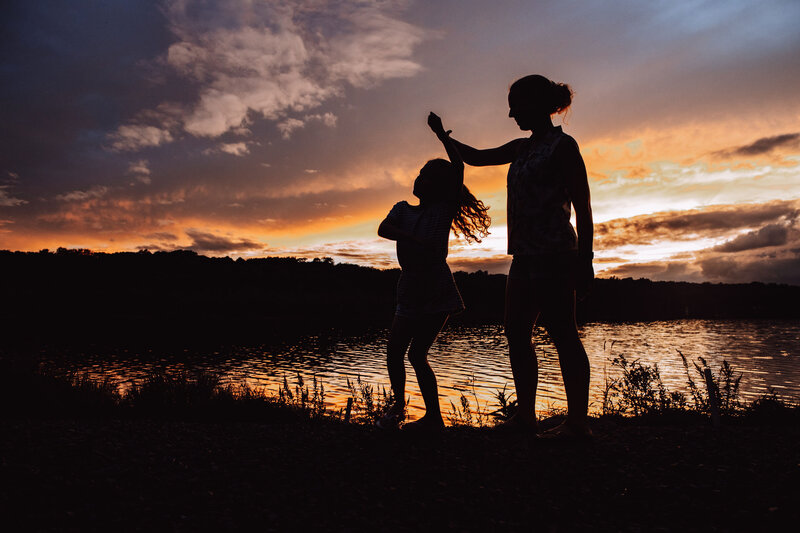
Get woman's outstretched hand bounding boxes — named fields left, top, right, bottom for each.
left=427, top=112, right=450, bottom=139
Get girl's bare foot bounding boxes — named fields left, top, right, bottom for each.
left=376, top=404, right=406, bottom=429
left=539, top=420, right=592, bottom=440
left=494, top=413, right=538, bottom=433
left=402, top=415, right=444, bottom=432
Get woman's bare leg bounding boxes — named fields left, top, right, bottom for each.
left=406, top=312, right=449, bottom=425
left=540, top=282, right=590, bottom=432
left=503, top=276, right=541, bottom=426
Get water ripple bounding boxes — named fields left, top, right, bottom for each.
left=49, top=319, right=800, bottom=420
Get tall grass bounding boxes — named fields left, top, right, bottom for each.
left=448, top=374, right=492, bottom=427
left=344, top=375, right=396, bottom=424
left=2, top=350, right=795, bottom=427
left=601, top=350, right=784, bottom=420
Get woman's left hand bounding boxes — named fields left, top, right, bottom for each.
left=576, top=259, right=594, bottom=301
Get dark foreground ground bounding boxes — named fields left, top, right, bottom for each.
left=2, top=417, right=798, bottom=532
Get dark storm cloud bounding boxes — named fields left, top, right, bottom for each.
left=184, top=229, right=262, bottom=253
left=603, top=254, right=800, bottom=286
left=593, top=256, right=628, bottom=264
left=447, top=255, right=511, bottom=275
left=144, top=232, right=178, bottom=241
left=699, top=254, right=800, bottom=285
left=713, top=224, right=788, bottom=252
left=600, top=261, right=704, bottom=283
left=278, top=240, right=397, bottom=269
left=600, top=212, right=800, bottom=285
left=595, top=200, right=800, bottom=249
left=714, top=132, right=800, bottom=158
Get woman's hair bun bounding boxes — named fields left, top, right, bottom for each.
left=510, top=74, right=573, bottom=115
left=550, top=82, right=573, bottom=114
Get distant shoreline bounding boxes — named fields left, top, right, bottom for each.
left=2, top=248, right=799, bottom=346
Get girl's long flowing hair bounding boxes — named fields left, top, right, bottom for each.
left=453, top=185, right=490, bottom=243
left=423, top=158, right=491, bottom=243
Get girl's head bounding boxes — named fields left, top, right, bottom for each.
left=508, top=74, right=572, bottom=130
left=413, top=159, right=458, bottom=202
left=414, top=158, right=491, bottom=244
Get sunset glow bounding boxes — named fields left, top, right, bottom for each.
left=2, top=0, right=799, bottom=284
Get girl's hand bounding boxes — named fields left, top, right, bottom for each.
left=427, top=112, right=450, bottom=138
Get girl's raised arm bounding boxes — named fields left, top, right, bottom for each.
left=428, top=112, right=464, bottom=189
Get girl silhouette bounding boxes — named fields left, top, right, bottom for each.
left=435, top=75, right=594, bottom=437
left=377, top=113, right=490, bottom=431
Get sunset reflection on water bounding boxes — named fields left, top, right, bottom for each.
left=61, top=319, right=800, bottom=424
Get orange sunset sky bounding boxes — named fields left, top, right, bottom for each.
left=2, top=0, right=800, bottom=284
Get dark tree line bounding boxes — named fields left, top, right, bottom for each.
left=2, top=249, right=798, bottom=345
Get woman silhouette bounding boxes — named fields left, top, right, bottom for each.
left=435, top=75, right=594, bottom=437
left=377, top=113, right=490, bottom=431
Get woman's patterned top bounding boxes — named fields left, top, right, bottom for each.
left=506, top=126, right=578, bottom=256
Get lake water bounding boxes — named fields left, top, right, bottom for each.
left=50, top=319, right=800, bottom=422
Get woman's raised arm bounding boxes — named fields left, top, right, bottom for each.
left=427, top=112, right=521, bottom=167
left=450, top=137, right=521, bottom=167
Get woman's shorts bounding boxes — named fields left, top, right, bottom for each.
left=508, top=251, right=578, bottom=282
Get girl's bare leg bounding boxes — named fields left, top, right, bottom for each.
left=386, top=315, right=414, bottom=418
left=406, top=312, right=449, bottom=425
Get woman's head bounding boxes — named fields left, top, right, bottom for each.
left=508, top=74, right=572, bottom=130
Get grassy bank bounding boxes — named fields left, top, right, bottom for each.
left=3, top=352, right=796, bottom=427
left=2, top=356, right=798, bottom=531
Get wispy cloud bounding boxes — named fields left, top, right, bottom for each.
left=277, top=112, right=338, bottom=139
left=55, top=186, right=110, bottom=203
left=112, top=0, right=426, bottom=148
left=277, top=117, right=305, bottom=139
left=219, top=142, right=250, bottom=156
left=127, top=160, right=151, bottom=176
left=0, top=186, right=27, bottom=207
left=110, top=125, right=174, bottom=152
left=127, top=159, right=152, bottom=184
